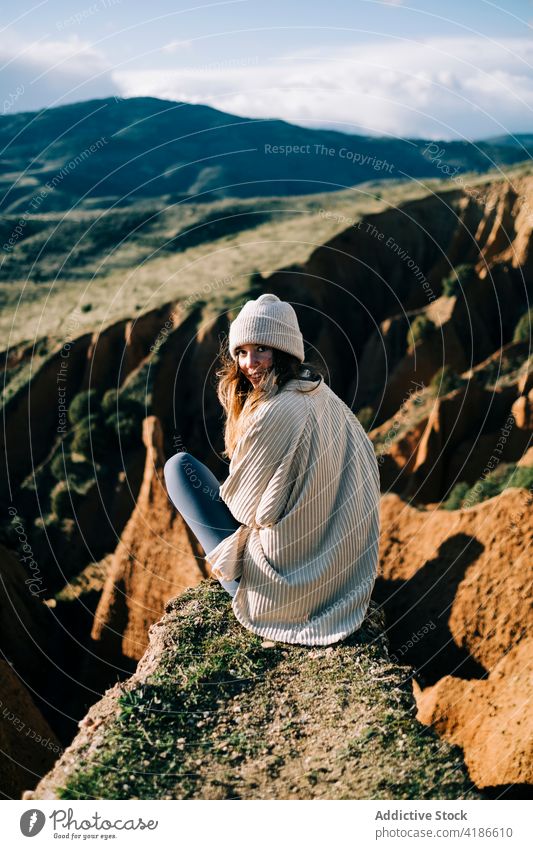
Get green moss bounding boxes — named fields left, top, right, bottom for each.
left=408, top=314, right=436, bottom=348
left=59, top=585, right=285, bottom=800
left=430, top=365, right=465, bottom=397
left=50, top=452, right=101, bottom=489
left=102, top=390, right=144, bottom=448
left=68, top=390, right=100, bottom=426
left=441, top=264, right=477, bottom=298
left=50, top=481, right=75, bottom=519
left=442, top=481, right=470, bottom=510
left=443, top=463, right=533, bottom=510
left=473, top=350, right=530, bottom=390
left=356, top=406, right=375, bottom=432
left=71, top=414, right=110, bottom=459
left=513, top=308, right=533, bottom=343
left=510, top=466, right=533, bottom=491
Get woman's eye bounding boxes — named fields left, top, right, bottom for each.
left=237, top=347, right=269, bottom=355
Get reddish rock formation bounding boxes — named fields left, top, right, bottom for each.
left=375, top=484, right=533, bottom=788
left=91, top=415, right=208, bottom=661
left=0, top=660, right=62, bottom=799
left=517, top=445, right=533, bottom=466
left=1, top=298, right=193, bottom=502
left=81, top=303, right=177, bottom=393
left=0, top=332, right=93, bottom=499
left=151, top=304, right=228, bottom=470
left=366, top=296, right=473, bottom=425
left=266, top=190, right=465, bottom=401
left=372, top=337, right=532, bottom=501
left=377, top=488, right=532, bottom=672
left=406, top=381, right=489, bottom=502
left=0, top=543, right=55, bottom=685
left=477, top=177, right=531, bottom=270
left=511, top=387, right=533, bottom=432
left=415, top=640, right=533, bottom=789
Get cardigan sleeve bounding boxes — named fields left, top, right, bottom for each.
left=204, top=523, right=250, bottom=582
left=205, top=393, right=310, bottom=582
left=218, top=394, right=308, bottom=529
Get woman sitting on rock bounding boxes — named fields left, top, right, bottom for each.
left=164, top=293, right=381, bottom=646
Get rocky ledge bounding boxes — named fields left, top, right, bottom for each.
left=29, top=581, right=480, bottom=800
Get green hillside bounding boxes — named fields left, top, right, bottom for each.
left=1, top=96, right=531, bottom=214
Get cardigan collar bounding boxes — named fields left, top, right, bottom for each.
left=281, top=376, right=323, bottom=393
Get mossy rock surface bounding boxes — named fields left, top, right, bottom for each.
left=32, top=582, right=480, bottom=801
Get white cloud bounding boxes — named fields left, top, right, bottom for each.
left=114, top=36, right=533, bottom=140
left=0, top=31, right=119, bottom=114
left=2, top=30, right=532, bottom=141
left=161, top=40, right=194, bottom=54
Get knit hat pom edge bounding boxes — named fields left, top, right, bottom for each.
left=255, top=293, right=280, bottom=306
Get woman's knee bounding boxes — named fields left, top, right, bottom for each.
left=164, top=451, right=193, bottom=483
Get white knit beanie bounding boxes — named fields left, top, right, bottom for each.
left=228, top=293, right=305, bottom=362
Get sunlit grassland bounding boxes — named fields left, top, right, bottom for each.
left=3, top=163, right=531, bottom=349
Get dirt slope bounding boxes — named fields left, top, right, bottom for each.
left=415, top=640, right=532, bottom=789
left=375, top=486, right=533, bottom=789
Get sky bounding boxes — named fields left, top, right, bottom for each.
left=1, top=0, right=533, bottom=140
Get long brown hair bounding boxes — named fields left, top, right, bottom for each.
left=215, top=339, right=324, bottom=459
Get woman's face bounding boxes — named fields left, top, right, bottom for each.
left=236, top=344, right=274, bottom=387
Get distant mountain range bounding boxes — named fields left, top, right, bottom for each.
left=1, top=97, right=532, bottom=211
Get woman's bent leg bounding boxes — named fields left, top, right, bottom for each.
left=163, top=452, right=241, bottom=597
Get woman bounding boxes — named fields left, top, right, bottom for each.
left=164, top=292, right=381, bottom=646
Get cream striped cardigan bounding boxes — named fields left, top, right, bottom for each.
left=206, top=376, right=381, bottom=646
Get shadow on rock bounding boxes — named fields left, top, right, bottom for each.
left=373, top=532, right=486, bottom=686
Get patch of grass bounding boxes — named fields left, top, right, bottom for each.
left=164, top=208, right=273, bottom=253
left=443, top=463, right=533, bottom=509
left=58, top=585, right=286, bottom=800
left=356, top=406, right=375, bottom=432
left=337, top=703, right=473, bottom=800
left=1, top=338, right=54, bottom=405
left=441, top=263, right=477, bottom=298
left=68, top=390, right=101, bottom=426
left=408, top=314, right=436, bottom=348
left=442, top=481, right=470, bottom=510
left=50, top=481, right=75, bottom=519
left=430, top=365, right=465, bottom=397
left=513, top=308, right=532, bottom=343
left=470, top=349, right=530, bottom=390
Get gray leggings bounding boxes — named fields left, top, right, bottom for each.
left=163, top=452, right=241, bottom=596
